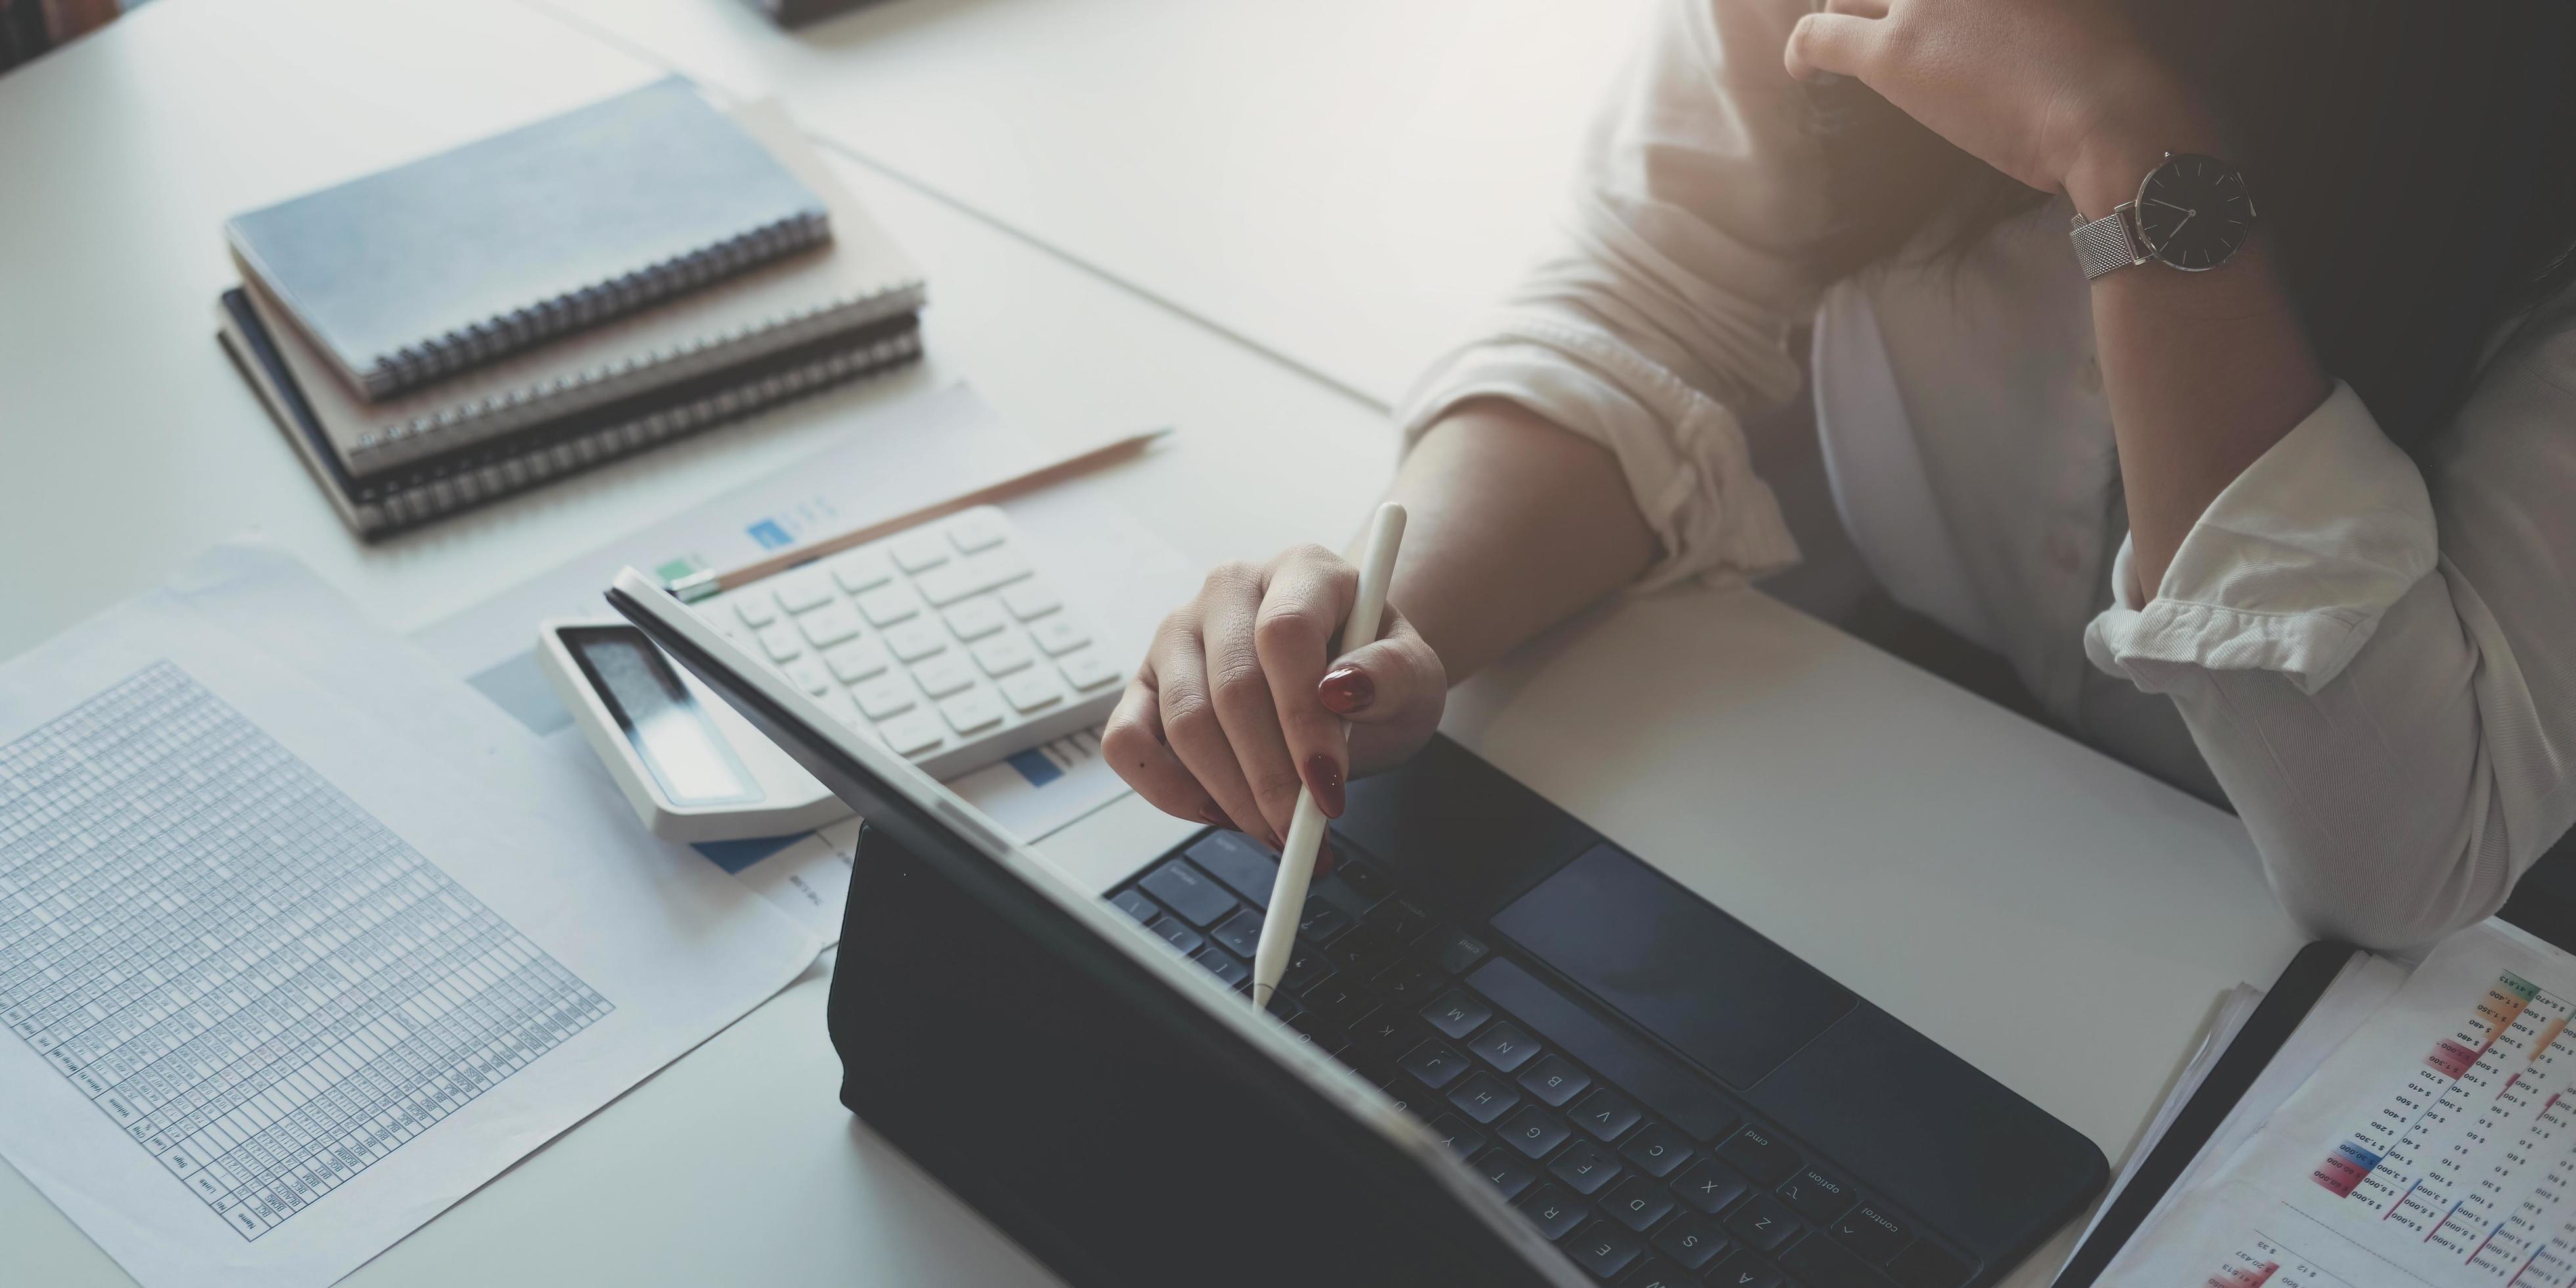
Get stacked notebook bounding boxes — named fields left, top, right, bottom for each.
left=218, top=80, right=925, bottom=538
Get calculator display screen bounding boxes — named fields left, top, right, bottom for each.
left=563, top=626, right=758, bottom=806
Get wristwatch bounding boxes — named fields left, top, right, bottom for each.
left=2069, top=151, right=2257, bottom=279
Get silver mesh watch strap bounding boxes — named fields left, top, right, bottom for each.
left=2070, top=208, right=2144, bottom=280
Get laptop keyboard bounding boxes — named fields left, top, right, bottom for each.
left=1107, top=830, right=1983, bottom=1288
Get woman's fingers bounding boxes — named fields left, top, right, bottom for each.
left=1785, top=11, right=1882, bottom=81
left=1100, top=670, right=1226, bottom=829
left=1320, top=612, right=1448, bottom=772
left=1199, top=563, right=1304, bottom=843
left=1823, top=0, right=1889, bottom=16
left=1253, top=546, right=1360, bottom=818
left=1147, top=598, right=1278, bottom=845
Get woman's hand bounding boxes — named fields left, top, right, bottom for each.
left=1782, top=0, right=2205, bottom=206
left=1103, top=545, right=1446, bottom=848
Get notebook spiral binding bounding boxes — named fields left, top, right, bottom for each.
left=361, top=208, right=833, bottom=400
left=344, top=280, right=923, bottom=474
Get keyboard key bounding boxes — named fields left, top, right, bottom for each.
left=1428, top=1114, right=1486, bottom=1160
left=1447, top=1070, right=1521, bottom=1124
left=1725, top=1194, right=1799, bottom=1252
left=1517, top=1053, right=1593, bottom=1107
left=1365, top=897, right=1433, bottom=944
left=891, top=532, right=951, bottom=572
left=1295, top=902, right=1352, bottom=944
left=1282, top=944, right=1331, bottom=992
left=1371, top=961, right=1444, bottom=1006
left=1619, top=1122, right=1696, bottom=1178
left=942, top=599, right=1007, bottom=641
left=1776, top=1166, right=1855, bottom=1224
left=1398, top=1040, right=1472, bottom=1089
left=1001, top=670, right=1063, bottom=712
left=783, top=656, right=833, bottom=695
left=771, top=567, right=837, bottom=612
left=1601, top=1174, right=1675, bottom=1233
left=826, top=547, right=893, bottom=592
left=1621, top=1257, right=1697, bottom=1288
left=1549, top=1135, right=1623, bottom=1195
left=1718, top=1125, right=1802, bottom=1186
left=1422, top=923, right=1490, bottom=975
left=1709, top=1249, right=1783, bottom=1288
left=1651, top=1213, right=1728, bottom=1270
left=1421, top=989, right=1493, bottom=1040
left=824, top=637, right=891, bottom=681
left=1468, top=1021, right=1542, bottom=1072
left=1670, top=1159, right=1751, bottom=1215
left=875, top=710, right=943, bottom=755
left=1110, top=889, right=1160, bottom=923
left=1283, top=1009, right=1350, bottom=1057
left=972, top=633, right=1036, bottom=677
left=1189, top=944, right=1248, bottom=987
left=1473, top=1147, right=1539, bottom=1201
left=1567, top=1220, right=1645, bottom=1280
left=1057, top=650, right=1122, bottom=691
left=798, top=601, right=864, bottom=648
left=1782, top=1231, right=1891, bottom=1288
left=1347, top=1006, right=1431, bottom=1061
left=1146, top=915, right=1203, bottom=955
left=1372, top=1069, right=1438, bottom=1119
left=885, top=620, right=948, bottom=662
left=856, top=584, right=922, bottom=625
left=945, top=509, right=1009, bottom=553
left=731, top=593, right=779, bottom=627
left=1336, top=858, right=1394, bottom=901
left=937, top=689, right=1004, bottom=735
left=1302, top=975, right=1369, bottom=1024
left=1515, top=1184, right=1589, bottom=1241
left=854, top=677, right=916, bottom=719
left=1832, top=1204, right=1910, bottom=1262
left=1496, top=1104, right=1571, bottom=1160
left=1001, top=581, right=1061, bottom=620
left=1205, top=908, right=1264, bottom=959
left=1322, top=925, right=1394, bottom=978
left=757, top=623, right=805, bottom=662
left=916, top=550, right=1030, bottom=606
left=1185, top=830, right=1280, bottom=906
left=1885, top=1241, right=1971, bottom=1288
left=1570, top=1087, right=1643, bottom=1142
left=1139, top=860, right=1237, bottom=927
left=1469, top=958, right=1740, bottom=1143
left=913, top=654, right=978, bottom=698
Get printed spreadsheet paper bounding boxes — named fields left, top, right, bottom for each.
left=2104, top=921, right=2576, bottom=1288
left=0, top=580, right=817, bottom=1288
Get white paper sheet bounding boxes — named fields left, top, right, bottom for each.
left=411, top=384, right=1190, bottom=940
left=2102, top=923, right=2565, bottom=1288
left=0, top=549, right=818, bottom=1288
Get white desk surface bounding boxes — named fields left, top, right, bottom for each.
left=0, top=1, right=2306, bottom=1284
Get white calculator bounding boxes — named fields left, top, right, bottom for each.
left=541, top=505, right=1129, bottom=840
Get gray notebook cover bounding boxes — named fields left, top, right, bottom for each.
left=225, top=78, right=829, bottom=401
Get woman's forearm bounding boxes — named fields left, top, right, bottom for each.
left=1369, top=399, right=1657, bottom=681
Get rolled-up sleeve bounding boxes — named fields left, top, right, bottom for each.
left=1391, top=0, right=1828, bottom=591
left=2084, top=323, right=2576, bottom=947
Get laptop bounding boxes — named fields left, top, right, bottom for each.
left=608, top=567, right=2108, bottom=1288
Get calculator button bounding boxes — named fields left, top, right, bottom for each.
left=885, top=621, right=948, bottom=662
left=945, top=509, right=1009, bottom=552
left=1001, top=582, right=1061, bottom=620
left=798, top=602, right=863, bottom=648
left=816, top=688, right=864, bottom=728
left=1001, top=671, right=1063, bottom=712
left=973, top=635, right=1036, bottom=677
left=1029, top=615, right=1092, bottom=656
left=1601, top=1174, right=1675, bottom=1232
left=1515, top=1053, right=1592, bottom=1107
left=853, top=678, right=916, bottom=719
left=938, top=690, right=1005, bottom=735
left=771, top=568, right=837, bottom=612
left=875, top=710, right=944, bottom=755
left=783, top=656, right=833, bottom=695
left=756, top=624, right=805, bottom=662
left=891, top=532, right=952, bottom=572
left=912, top=655, right=977, bottom=699
left=1515, top=1184, right=1588, bottom=1241
left=917, top=550, right=1032, bottom=606
left=1056, top=651, right=1120, bottom=691
left=824, top=638, right=891, bottom=682
left=826, top=548, right=893, bottom=592
left=731, top=594, right=778, bottom=628
left=1548, top=1135, right=1622, bottom=1195
left=942, top=601, right=1007, bottom=641
left=1620, top=1122, right=1696, bottom=1178
left=856, top=585, right=923, bottom=626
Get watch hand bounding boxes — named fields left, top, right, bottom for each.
left=2144, top=198, right=2195, bottom=215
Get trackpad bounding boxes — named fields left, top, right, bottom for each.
left=1491, top=844, right=1853, bottom=1090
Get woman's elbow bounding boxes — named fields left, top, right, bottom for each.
left=2259, top=830, right=2513, bottom=952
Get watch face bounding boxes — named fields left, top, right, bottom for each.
left=2133, top=153, right=2256, bottom=271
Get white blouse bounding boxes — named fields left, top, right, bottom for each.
left=1392, top=0, right=2576, bottom=949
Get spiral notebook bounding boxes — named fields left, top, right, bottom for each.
left=224, top=78, right=829, bottom=401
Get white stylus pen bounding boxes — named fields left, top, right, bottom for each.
left=1250, top=501, right=1408, bottom=1011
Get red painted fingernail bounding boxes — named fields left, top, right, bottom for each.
left=1318, top=665, right=1373, bottom=715
left=1266, top=827, right=1285, bottom=851
left=1302, top=754, right=1346, bottom=819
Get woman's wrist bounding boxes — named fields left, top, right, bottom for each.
left=2059, top=78, right=2226, bottom=218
